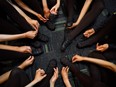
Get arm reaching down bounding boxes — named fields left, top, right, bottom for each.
left=72, top=54, right=116, bottom=72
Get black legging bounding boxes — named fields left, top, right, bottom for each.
left=88, top=51, right=116, bottom=87
left=0, top=1, right=34, bottom=61
left=3, top=59, right=56, bottom=87
left=62, top=0, right=84, bottom=21
left=61, top=58, right=108, bottom=87
left=13, top=0, right=57, bottom=20
left=0, top=49, right=30, bottom=61
left=77, top=15, right=116, bottom=48
left=3, top=68, right=30, bottom=87
left=67, top=0, right=104, bottom=40
left=0, top=0, right=34, bottom=32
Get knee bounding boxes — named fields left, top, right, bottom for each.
left=88, top=51, right=101, bottom=58
left=10, top=68, right=24, bottom=77
left=96, top=0, right=104, bottom=10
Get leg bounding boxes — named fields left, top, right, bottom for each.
left=77, top=15, right=116, bottom=48
left=88, top=51, right=116, bottom=87
left=61, top=0, right=104, bottom=51
left=68, top=0, right=104, bottom=40
left=103, top=50, right=116, bottom=60
left=35, top=59, right=57, bottom=87
left=0, top=0, right=34, bottom=32
left=0, top=49, right=30, bottom=61
left=61, top=58, right=108, bottom=87
left=22, top=0, right=44, bottom=15
left=47, top=0, right=57, bottom=9
left=0, top=17, right=21, bottom=34
left=4, top=68, right=30, bottom=87
left=88, top=51, right=106, bottom=81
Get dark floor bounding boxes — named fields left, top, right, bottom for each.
left=24, top=8, right=96, bottom=87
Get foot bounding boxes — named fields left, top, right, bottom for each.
left=29, top=41, right=42, bottom=48
left=66, top=18, right=73, bottom=27
left=61, top=39, right=72, bottom=52
left=60, top=57, right=71, bottom=67
left=37, top=59, right=57, bottom=87
left=66, top=21, right=73, bottom=27
left=37, top=33, right=49, bottom=43
left=45, top=20, right=55, bottom=31
left=31, top=47, right=43, bottom=56
left=46, top=59, right=57, bottom=74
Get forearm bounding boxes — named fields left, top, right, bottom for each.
left=11, top=3, right=32, bottom=21
left=5, top=0, right=34, bottom=30
left=15, top=0, right=38, bottom=16
left=50, top=83, right=55, bottom=87
left=56, top=0, right=60, bottom=6
left=25, top=80, right=37, bottom=87
left=64, top=79, right=72, bottom=87
left=0, top=34, right=26, bottom=42
left=83, top=56, right=116, bottom=72
left=0, top=44, right=19, bottom=52
left=42, top=0, right=48, bottom=9
left=0, top=70, right=11, bottom=84
left=75, top=0, right=92, bottom=24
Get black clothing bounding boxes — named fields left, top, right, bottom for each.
left=61, top=58, right=108, bottom=87
left=67, top=0, right=104, bottom=41
left=88, top=51, right=116, bottom=87
left=77, top=15, right=116, bottom=48
left=2, top=59, right=57, bottom=87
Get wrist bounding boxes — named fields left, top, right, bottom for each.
left=64, top=79, right=72, bottom=87
left=18, top=64, right=24, bottom=69
left=50, top=82, right=55, bottom=87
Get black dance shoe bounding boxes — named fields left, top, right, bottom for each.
left=37, top=33, right=49, bottom=43
left=29, top=41, right=42, bottom=48
left=31, top=47, right=43, bottom=56
left=61, top=39, right=72, bottom=52
left=46, top=59, right=57, bottom=74
left=60, top=57, right=71, bottom=67
left=45, top=20, right=55, bottom=31
left=66, top=21, right=73, bottom=27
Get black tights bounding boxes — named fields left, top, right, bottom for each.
left=19, top=0, right=56, bottom=18
left=67, top=0, right=104, bottom=40
left=3, top=59, right=56, bottom=87
left=88, top=51, right=116, bottom=87
left=62, top=0, right=84, bottom=21
left=77, top=15, right=116, bottom=48
left=61, top=58, right=108, bottom=87
left=4, top=68, right=30, bottom=87
left=0, top=0, right=34, bottom=32
left=0, top=49, right=30, bottom=61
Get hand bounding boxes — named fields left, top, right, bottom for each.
left=18, top=46, right=32, bottom=53
left=50, top=4, right=59, bottom=15
left=83, top=28, right=95, bottom=38
left=24, top=30, right=38, bottom=39
left=61, top=66, right=69, bottom=81
left=44, top=8, right=50, bottom=19
left=96, top=43, right=109, bottom=52
left=28, top=19, right=40, bottom=30
left=36, top=14, right=47, bottom=23
left=68, top=22, right=77, bottom=29
left=18, top=56, right=34, bottom=69
left=33, top=68, right=47, bottom=83
left=72, top=54, right=84, bottom=63
left=50, top=67, right=59, bottom=85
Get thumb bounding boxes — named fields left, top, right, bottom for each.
left=42, top=74, right=47, bottom=79
left=96, top=43, right=99, bottom=47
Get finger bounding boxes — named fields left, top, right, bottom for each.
left=27, top=56, right=32, bottom=60
left=67, top=67, right=69, bottom=72
left=96, top=43, right=99, bottom=47
left=50, top=7, right=54, bottom=12
left=42, top=74, right=47, bottom=79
